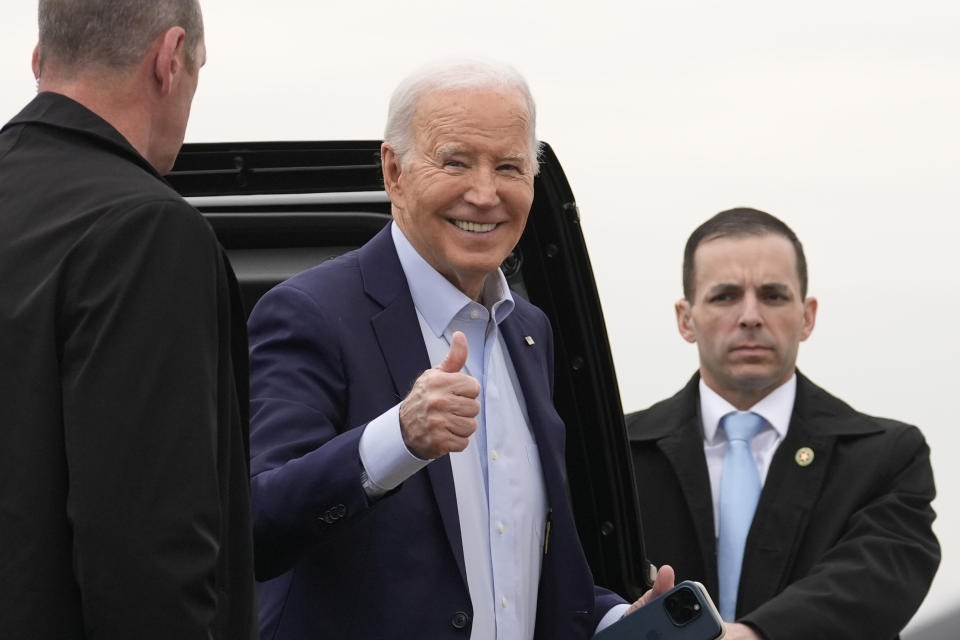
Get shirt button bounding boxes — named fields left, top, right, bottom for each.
left=491, top=450, right=499, bottom=461
left=470, top=309, right=482, bottom=320
left=497, top=522, right=505, bottom=534
left=501, top=596, right=508, bottom=608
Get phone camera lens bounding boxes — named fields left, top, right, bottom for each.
left=663, top=586, right=703, bottom=626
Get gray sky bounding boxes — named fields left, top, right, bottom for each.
left=3, top=0, right=958, bottom=632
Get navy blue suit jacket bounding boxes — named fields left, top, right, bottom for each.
left=248, top=226, right=623, bottom=639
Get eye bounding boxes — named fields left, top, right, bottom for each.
left=497, top=163, right=525, bottom=174
left=443, top=160, right=465, bottom=168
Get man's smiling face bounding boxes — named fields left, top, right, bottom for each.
left=384, top=87, right=535, bottom=301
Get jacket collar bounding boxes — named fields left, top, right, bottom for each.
left=631, top=370, right=884, bottom=442
left=3, top=92, right=161, bottom=180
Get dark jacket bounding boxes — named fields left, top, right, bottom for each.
left=0, top=93, right=256, bottom=639
left=626, top=372, right=940, bottom=639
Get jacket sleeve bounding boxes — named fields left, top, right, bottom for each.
left=60, top=201, right=226, bottom=639
left=247, top=281, right=377, bottom=580
left=743, top=424, right=940, bottom=640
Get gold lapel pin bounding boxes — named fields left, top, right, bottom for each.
left=524, top=336, right=535, bottom=346
left=795, top=447, right=815, bottom=467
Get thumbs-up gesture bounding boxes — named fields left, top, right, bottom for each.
left=399, top=331, right=481, bottom=459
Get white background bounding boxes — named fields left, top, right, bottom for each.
left=2, top=1, right=957, bottom=633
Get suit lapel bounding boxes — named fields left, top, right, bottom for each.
left=500, top=309, right=563, bottom=505
left=738, top=374, right=837, bottom=614
left=361, top=226, right=468, bottom=586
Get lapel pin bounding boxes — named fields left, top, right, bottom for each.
left=795, top=447, right=815, bottom=467
left=524, top=336, right=535, bottom=346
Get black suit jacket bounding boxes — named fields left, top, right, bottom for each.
left=0, top=93, right=255, bottom=639
left=626, top=372, right=939, bottom=639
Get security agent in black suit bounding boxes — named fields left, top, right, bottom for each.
left=626, top=208, right=939, bottom=640
left=0, top=1, right=254, bottom=638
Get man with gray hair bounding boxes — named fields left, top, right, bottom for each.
left=246, top=60, right=673, bottom=640
left=0, top=2, right=255, bottom=638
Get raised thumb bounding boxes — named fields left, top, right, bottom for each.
left=437, top=331, right=468, bottom=373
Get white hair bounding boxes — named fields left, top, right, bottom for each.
left=383, top=60, right=542, bottom=175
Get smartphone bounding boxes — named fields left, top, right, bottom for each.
left=594, top=580, right=725, bottom=640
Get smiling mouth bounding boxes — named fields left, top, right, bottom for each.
left=450, top=219, right=498, bottom=233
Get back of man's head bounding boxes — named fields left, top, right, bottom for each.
left=682, top=207, right=808, bottom=300
left=38, top=0, right=203, bottom=74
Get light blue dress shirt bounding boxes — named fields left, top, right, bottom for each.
left=359, top=223, right=547, bottom=640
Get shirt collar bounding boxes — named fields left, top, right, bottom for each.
left=699, top=373, right=796, bottom=444
left=391, top=222, right=515, bottom=338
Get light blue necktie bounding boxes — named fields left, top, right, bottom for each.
left=717, top=411, right=764, bottom=622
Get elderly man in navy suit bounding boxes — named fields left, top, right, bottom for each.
left=247, top=60, right=673, bottom=640
left=627, top=208, right=939, bottom=639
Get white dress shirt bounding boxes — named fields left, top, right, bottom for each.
left=358, top=223, right=547, bottom=640
left=700, top=375, right=796, bottom=537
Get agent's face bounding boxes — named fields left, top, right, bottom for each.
left=382, top=87, right=535, bottom=301
left=676, top=234, right=817, bottom=407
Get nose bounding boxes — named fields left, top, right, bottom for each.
left=739, top=292, right=762, bottom=329
left=463, top=169, right=500, bottom=208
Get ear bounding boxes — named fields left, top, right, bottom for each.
left=800, top=296, right=818, bottom=341
left=152, top=27, right=187, bottom=96
left=32, top=44, right=40, bottom=80
left=675, top=299, right=697, bottom=343
left=381, top=143, right=404, bottom=205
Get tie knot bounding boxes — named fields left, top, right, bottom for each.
left=721, top=411, right=764, bottom=442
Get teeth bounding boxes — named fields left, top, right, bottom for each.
left=452, top=220, right=497, bottom=233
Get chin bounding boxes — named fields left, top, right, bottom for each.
left=727, top=365, right=779, bottom=387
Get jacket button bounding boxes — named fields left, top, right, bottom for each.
left=450, top=611, right=471, bottom=630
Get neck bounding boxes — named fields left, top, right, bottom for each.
left=39, top=66, right=155, bottom=168
left=701, top=375, right=783, bottom=412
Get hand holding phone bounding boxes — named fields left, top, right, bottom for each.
left=595, top=580, right=725, bottom=640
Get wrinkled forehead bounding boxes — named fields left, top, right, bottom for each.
left=412, top=87, right=532, bottom=141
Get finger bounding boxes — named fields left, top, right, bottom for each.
left=447, top=374, right=481, bottom=399
left=624, top=564, right=676, bottom=616
left=442, top=395, right=480, bottom=419
left=443, top=434, right=472, bottom=454
left=436, top=331, right=468, bottom=373
left=650, top=564, right=675, bottom=598
left=412, top=430, right=473, bottom=459
left=443, top=415, right=478, bottom=438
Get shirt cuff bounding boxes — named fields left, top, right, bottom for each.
left=595, top=603, right=631, bottom=635
left=358, top=404, right=430, bottom=498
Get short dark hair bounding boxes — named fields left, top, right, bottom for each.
left=682, top=207, right=808, bottom=300
left=38, top=0, right=203, bottom=72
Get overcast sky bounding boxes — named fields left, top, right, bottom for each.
left=2, top=1, right=958, bottom=632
